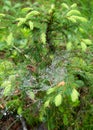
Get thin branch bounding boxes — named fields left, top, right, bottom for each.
left=19, top=115, right=28, bottom=130
left=6, top=118, right=19, bottom=130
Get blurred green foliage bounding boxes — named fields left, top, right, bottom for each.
left=0, top=0, right=93, bottom=129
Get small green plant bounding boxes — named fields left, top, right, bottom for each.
left=0, top=1, right=93, bottom=130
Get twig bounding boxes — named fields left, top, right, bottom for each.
left=19, top=115, right=28, bottom=130
left=6, top=118, right=19, bottom=130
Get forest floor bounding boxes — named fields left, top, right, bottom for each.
left=0, top=103, right=47, bottom=130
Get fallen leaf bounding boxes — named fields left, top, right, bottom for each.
left=27, top=65, right=36, bottom=73
left=57, top=81, right=65, bottom=87
left=0, top=104, right=4, bottom=109
left=14, top=89, right=20, bottom=95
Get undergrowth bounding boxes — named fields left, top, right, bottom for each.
left=0, top=0, right=93, bottom=129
